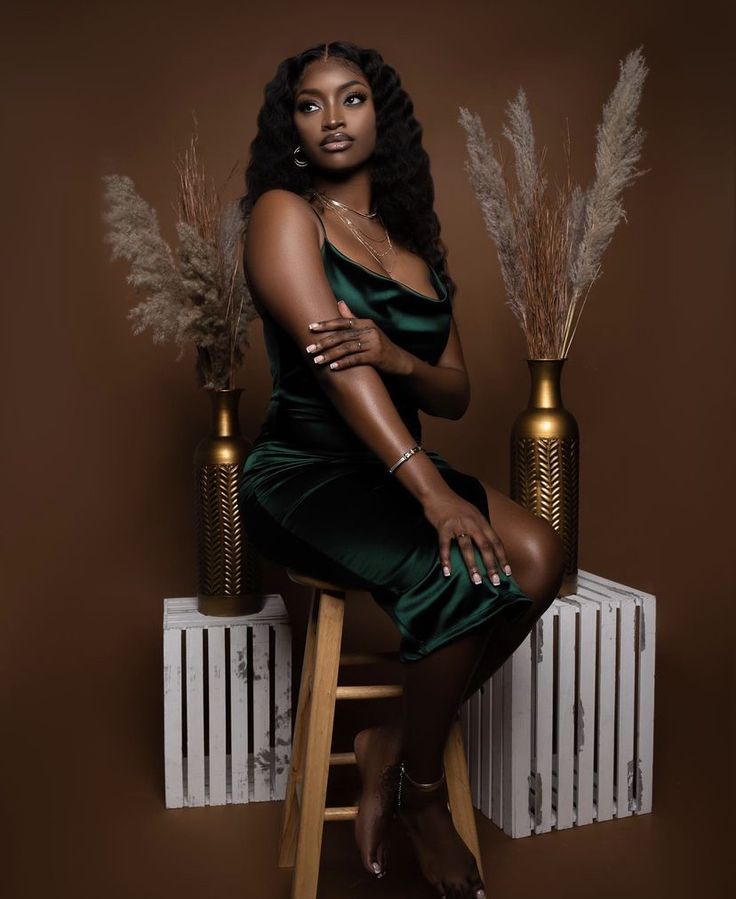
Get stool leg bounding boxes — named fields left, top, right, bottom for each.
left=278, top=587, right=320, bottom=868
left=444, top=718, right=485, bottom=881
left=292, top=589, right=345, bottom=899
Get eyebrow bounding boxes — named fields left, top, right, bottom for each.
left=295, top=79, right=367, bottom=98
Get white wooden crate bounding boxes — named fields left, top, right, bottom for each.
left=163, top=595, right=292, bottom=809
left=460, top=569, right=655, bottom=837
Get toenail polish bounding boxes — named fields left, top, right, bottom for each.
left=477, top=891, right=485, bottom=898
left=372, top=862, right=382, bottom=875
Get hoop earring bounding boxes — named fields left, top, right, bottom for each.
left=293, top=145, right=309, bottom=168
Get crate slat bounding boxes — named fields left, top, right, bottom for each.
left=185, top=628, right=205, bottom=806
left=163, top=628, right=184, bottom=809
left=636, top=592, right=656, bottom=813
left=555, top=602, right=576, bottom=829
left=230, top=624, right=249, bottom=804
left=502, top=632, right=532, bottom=838
left=208, top=627, right=227, bottom=806
left=533, top=604, right=555, bottom=833
left=574, top=597, right=597, bottom=826
left=273, top=623, right=292, bottom=798
left=617, top=595, right=637, bottom=817
left=252, top=625, right=271, bottom=801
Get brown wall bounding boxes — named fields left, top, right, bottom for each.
left=3, top=1, right=733, bottom=897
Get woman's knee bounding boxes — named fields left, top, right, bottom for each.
left=478, top=478, right=565, bottom=604
left=521, top=520, right=566, bottom=603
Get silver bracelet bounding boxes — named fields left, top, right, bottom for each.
left=388, top=444, right=424, bottom=474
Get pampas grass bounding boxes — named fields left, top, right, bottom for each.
left=459, top=45, right=649, bottom=358
left=101, top=115, right=257, bottom=389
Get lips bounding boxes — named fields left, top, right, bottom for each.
left=320, top=132, right=353, bottom=146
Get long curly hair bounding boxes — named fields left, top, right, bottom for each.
left=239, top=40, right=456, bottom=305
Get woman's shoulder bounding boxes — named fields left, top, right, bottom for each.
left=244, top=189, right=324, bottom=296
left=250, top=188, right=316, bottom=220
left=248, top=189, right=322, bottom=244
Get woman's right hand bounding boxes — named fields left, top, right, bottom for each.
left=421, top=489, right=512, bottom=586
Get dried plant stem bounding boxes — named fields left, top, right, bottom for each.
left=102, top=114, right=257, bottom=390
left=458, top=46, right=648, bottom=359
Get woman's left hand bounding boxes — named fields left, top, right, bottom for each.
left=305, top=299, right=410, bottom=375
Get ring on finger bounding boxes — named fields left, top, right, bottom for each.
left=454, top=532, right=467, bottom=539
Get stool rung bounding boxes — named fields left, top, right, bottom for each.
left=329, top=751, right=357, bottom=765
left=324, top=805, right=358, bottom=821
left=339, top=651, right=398, bottom=666
left=335, top=684, right=403, bottom=700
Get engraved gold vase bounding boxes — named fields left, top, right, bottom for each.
left=510, top=359, right=579, bottom=597
left=193, top=387, right=263, bottom=616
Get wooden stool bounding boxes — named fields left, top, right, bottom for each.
left=278, top=569, right=484, bottom=899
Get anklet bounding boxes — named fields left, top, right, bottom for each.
left=396, top=760, right=446, bottom=809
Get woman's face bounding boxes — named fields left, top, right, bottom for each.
left=293, top=58, right=376, bottom=171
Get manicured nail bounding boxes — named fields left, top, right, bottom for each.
left=442, top=565, right=451, bottom=577
left=472, top=572, right=482, bottom=585
left=492, top=573, right=501, bottom=586
left=305, top=343, right=317, bottom=353
left=372, top=862, right=382, bottom=875
left=308, top=322, right=318, bottom=329
left=476, top=891, right=485, bottom=899
left=504, top=564, right=512, bottom=575
left=313, top=354, right=324, bottom=363
left=329, top=361, right=339, bottom=369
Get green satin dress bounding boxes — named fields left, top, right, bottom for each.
left=238, top=210, right=533, bottom=662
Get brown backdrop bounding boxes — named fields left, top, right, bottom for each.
left=3, top=1, right=733, bottom=897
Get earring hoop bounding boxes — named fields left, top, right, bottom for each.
left=293, top=145, right=309, bottom=168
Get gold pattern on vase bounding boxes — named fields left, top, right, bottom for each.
left=194, top=388, right=263, bottom=615
left=510, top=359, right=579, bottom=597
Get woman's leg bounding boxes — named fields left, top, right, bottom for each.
left=353, top=626, right=493, bottom=884
left=388, top=488, right=564, bottom=897
left=460, top=480, right=566, bottom=702
left=354, top=478, right=565, bottom=894
left=392, top=627, right=495, bottom=897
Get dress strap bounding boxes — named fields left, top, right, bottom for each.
left=310, top=206, right=328, bottom=248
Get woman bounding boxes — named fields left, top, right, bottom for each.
left=238, top=40, right=565, bottom=899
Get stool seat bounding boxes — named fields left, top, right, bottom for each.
left=278, top=568, right=484, bottom=899
left=287, top=567, right=349, bottom=592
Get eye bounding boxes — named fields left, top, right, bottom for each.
left=345, top=91, right=368, bottom=105
left=296, top=91, right=368, bottom=114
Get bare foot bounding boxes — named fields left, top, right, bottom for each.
left=396, top=767, right=486, bottom=899
left=353, top=723, right=403, bottom=876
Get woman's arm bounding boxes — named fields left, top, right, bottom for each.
left=245, top=189, right=514, bottom=586
left=392, top=317, right=470, bottom=419
left=244, top=189, right=454, bottom=506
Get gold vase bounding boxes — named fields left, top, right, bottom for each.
left=193, top=387, right=263, bottom=616
left=510, top=359, right=579, bottom=597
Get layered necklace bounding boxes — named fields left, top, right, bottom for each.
left=312, top=188, right=397, bottom=275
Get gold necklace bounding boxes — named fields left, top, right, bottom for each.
left=338, top=214, right=390, bottom=245
left=327, top=204, right=396, bottom=273
left=314, top=189, right=377, bottom=218
left=316, top=192, right=391, bottom=250
left=317, top=193, right=389, bottom=245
